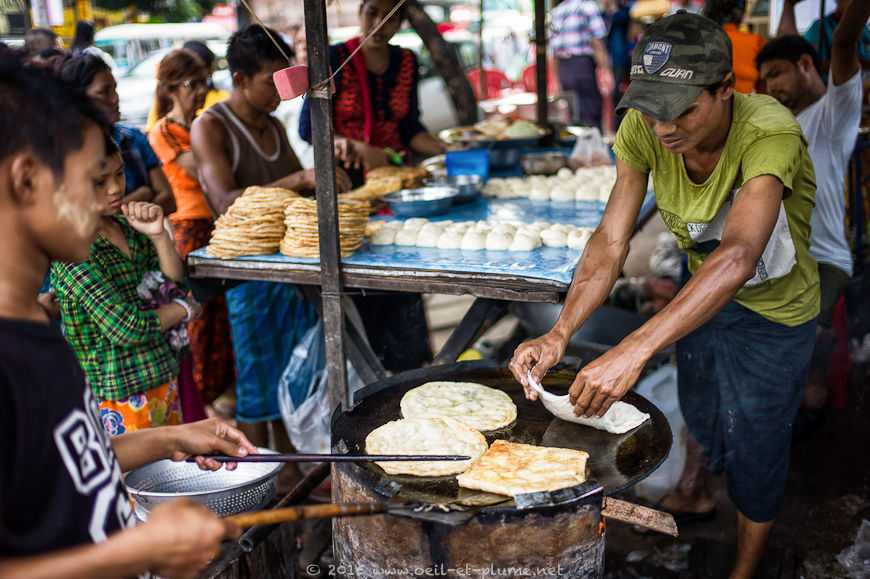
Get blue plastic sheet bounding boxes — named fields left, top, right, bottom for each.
left=190, top=198, right=610, bottom=286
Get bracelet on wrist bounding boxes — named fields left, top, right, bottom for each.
left=172, top=298, right=193, bottom=322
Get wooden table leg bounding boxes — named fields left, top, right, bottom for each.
left=299, top=285, right=387, bottom=388
left=432, top=298, right=509, bottom=366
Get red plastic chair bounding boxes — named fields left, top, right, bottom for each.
left=466, top=68, right=514, bottom=100
left=519, top=64, right=560, bottom=95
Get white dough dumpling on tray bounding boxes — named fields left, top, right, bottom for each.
left=365, top=417, right=488, bottom=476
left=371, top=227, right=397, bottom=245
left=400, top=381, right=518, bottom=431
left=461, top=229, right=487, bottom=251
left=394, top=228, right=419, bottom=246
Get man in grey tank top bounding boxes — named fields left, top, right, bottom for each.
left=191, top=25, right=350, bottom=493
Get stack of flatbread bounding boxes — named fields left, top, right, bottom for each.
left=339, top=166, right=429, bottom=206
left=206, top=186, right=298, bottom=259
left=279, top=197, right=371, bottom=258
left=367, top=165, right=429, bottom=188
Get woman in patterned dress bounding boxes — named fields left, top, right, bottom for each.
left=148, top=49, right=237, bottom=408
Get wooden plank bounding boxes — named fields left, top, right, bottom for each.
left=432, top=298, right=508, bottom=365
left=601, top=497, right=678, bottom=537
left=304, top=0, right=349, bottom=412
left=188, top=257, right=567, bottom=303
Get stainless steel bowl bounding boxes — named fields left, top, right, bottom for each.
left=425, top=174, right=483, bottom=204
left=382, top=186, right=458, bottom=217
left=520, top=151, right=569, bottom=175
left=124, top=447, right=281, bottom=518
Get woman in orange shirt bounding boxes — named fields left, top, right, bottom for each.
left=149, top=49, right=236, bottom=409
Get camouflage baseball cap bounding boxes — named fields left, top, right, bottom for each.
left=615, top=12, right=732, bottom=121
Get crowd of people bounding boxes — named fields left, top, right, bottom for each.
left=2, top=0, right=870, bottom=576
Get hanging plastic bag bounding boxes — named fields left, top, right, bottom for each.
left=568, top=126, right=612, bottom=169
left=279, top=320, right=326, bottom=409
left=278, top=319, right=364, bottom=455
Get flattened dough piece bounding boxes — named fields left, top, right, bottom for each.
left=527, top=371, right=650, bottom=434
left=365, top=417, right=488, bottom=476
left=400, top=381, right=517, bottom=431
left=457, top=440, right=589, bottom=496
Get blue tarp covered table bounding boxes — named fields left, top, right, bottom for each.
left=187, top=197, right=614, bottom=302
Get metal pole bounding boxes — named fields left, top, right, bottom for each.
left=303, top=0, right=350, bottom=412
left=535, top=0, right=548, bottom=129
left=818, top=0, right=826, bottom=57
left=478, top=0, right=486, bottom=102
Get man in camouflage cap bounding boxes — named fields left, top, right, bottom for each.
left=511, top=12, right=818, bottom=576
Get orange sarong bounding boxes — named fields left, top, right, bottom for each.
left=99, top=378, right=181, bottom=435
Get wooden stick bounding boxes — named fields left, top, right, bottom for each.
left=601, top=497, right=678, bottom=537
left=225, top=503, right=385, bottom=529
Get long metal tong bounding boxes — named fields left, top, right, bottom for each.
left=185, top=453, right=470, bottom=463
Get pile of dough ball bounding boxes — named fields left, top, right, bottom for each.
left=483, top=165, right=617, bottom=203
left=370, top=218, right=593, bottom=251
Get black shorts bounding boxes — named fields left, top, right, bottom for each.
left=676, top=300, right=817, bottom=522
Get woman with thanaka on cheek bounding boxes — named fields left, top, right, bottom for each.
left=57, top=52, right=177, bottom=215
left=52, top=136, right=204, bottom=435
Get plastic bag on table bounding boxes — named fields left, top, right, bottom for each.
left=568, top=126, right=612, bottom=169
left=278, top=320, right=364, bottom=456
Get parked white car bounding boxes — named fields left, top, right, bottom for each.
left=116, top=40, right=230, bottom=130
left=95, top=22, right=230, bottom=72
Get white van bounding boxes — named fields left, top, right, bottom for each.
left=94, top=22, right=230, bottom=71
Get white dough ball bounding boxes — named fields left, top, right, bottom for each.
left=557, top=167, right=574, bottom=179
left=402, top=218, right=429, bottom=230
left=567, top=228, right=593, bottom=250
left=416, top=226, right=443, bottom=247
left=549, top=187, right=575, bottom=202
left=445, top=222, right=471, bottom=234
left=540, top=228, right=568, bottom=247
left=437, top=231, right=463, bottom=249
left=419, top=222, right=444, bottom=236
left=533, top=221, right=551, bottom=229
left=382, top=220, right=403, bottom=230
left=394, top=228, right=419, bottom=246
left=371, top=227, right=397, bottom=245
left=461, top=230, right=487, bottom=251
left=485, top=231, right=514, bottom=251
left=510, top=233, right=542, bottom=251
left=475, top=221, right=494, bottom=233
left=529, top=187, right=551, bottom=200
left=492, top=223, right=517, bottom=235
left=575, top=186, right=599, bottom=201
left=516, top=225, right=542, bottom=239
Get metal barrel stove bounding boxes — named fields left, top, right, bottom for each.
left=330, top=360, right=672, bottom=578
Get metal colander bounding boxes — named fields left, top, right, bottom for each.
left=124, top=448, right=282, bottom=518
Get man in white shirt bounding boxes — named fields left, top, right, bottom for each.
left=757, top=0, right=870, bottom=409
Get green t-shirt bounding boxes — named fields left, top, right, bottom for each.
left=612, top=92, right=819, bottom=326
